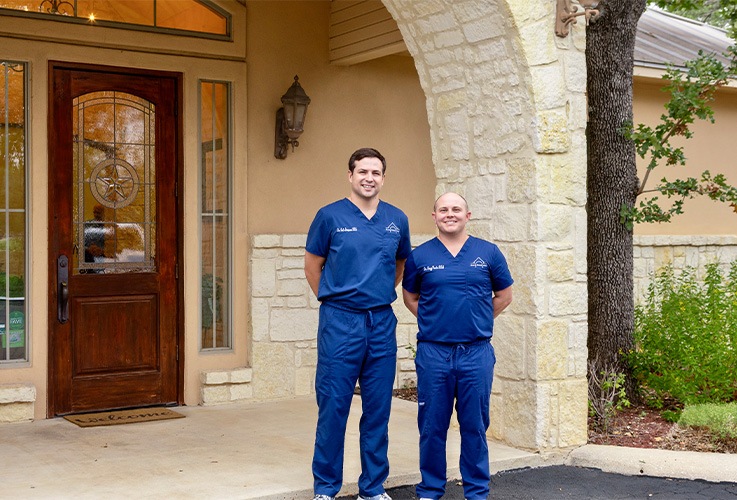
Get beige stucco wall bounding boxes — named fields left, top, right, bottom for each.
left=634, top=77, right=737, bottom=236
left=245, top=0, right=437, bottom=235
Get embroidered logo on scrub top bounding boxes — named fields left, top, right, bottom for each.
left=336, top=227, right=358, bottom=232
left=385, top=222, right=400, bottom=233
left=471, top=257, right=488, bottom=268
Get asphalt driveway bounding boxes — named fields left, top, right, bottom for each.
left=340, top=465, right=737, bottom=499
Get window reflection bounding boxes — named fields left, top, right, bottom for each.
left=0, top=0, right=229, bottom=37
left=0, top=61, right=27, bottom=363
left=73, top=91, right=155, bottom=274
left=200, top=81, right=230, bottom=350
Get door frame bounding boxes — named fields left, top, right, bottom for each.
left=46, top=60, right=185, bottom=417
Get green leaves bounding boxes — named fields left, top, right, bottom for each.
left=630, top=261, right=737, bottom=406
left=620, top=171, right=737, bottom=229
left=621, top=46, right=737, bottom=228
left=588, top=362, right=631, bottom=433
left=652, top=0, right=737, bottom=39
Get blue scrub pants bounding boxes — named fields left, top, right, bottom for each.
left=415, top=340, right=495, bottom=500
left=312, top=303, right=398, bottom=498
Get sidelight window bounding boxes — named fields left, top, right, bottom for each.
left=200, top=81, right=231, bottom=350
left=0, top=61, right=27, bottom=363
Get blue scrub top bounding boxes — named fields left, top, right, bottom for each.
left=403, top=236, right=513, bottom=343
left=306, top=198, right=411, bottom=310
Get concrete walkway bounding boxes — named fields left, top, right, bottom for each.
left=0, top=396, right=735, bottom=499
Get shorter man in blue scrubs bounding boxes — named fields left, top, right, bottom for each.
left=402, top=192, right=513, bottom=500
left=305, top=148, right=411, bottom=500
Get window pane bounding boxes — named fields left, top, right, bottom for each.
left=0, top=0, right=228, bottom=36
left=77, top=0, right=154, bottom=25
left=200, top=81, right=230, bottom=350
left=0, top=0, right=73, bottom=15
left=72, top=92, right=156, bottom=275
left=158, top=0, right=227, bottom=35
left=0, top=61, right=27, bottom=363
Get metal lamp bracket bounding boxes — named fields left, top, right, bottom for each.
left=274, top=107, right=289, bottom=160
left=555, top=0, right=600, bottom=38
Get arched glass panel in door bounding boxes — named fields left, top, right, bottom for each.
left=72, top=91, right=156, bottom=275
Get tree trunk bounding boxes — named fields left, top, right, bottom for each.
left=586, top=0, right=647, bottom=398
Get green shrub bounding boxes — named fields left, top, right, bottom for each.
left=662, top=409, right=681, bottom=423
left=679, top=402, right=737, bottom=440
left=0, top=274, right=24, bottom=298
left=630, top=261, right=737, bottom=407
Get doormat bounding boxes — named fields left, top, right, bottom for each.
left=64, top=407, right=185, bottom=428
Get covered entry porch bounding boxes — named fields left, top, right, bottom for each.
left=0, top=396, right=542, bottom=499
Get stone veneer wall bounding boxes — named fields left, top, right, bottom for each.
left=381, top=0, right=591, bottom=452
left=633, top=235, right=737, bottom=300
left=0, top=383, right=35, bottom=423
left=249, top=234, right=430, bottom=401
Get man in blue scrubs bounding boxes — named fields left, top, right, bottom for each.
left=305, top=148, right=411, bottom=500
left=402, top=192, right=513, bottom=500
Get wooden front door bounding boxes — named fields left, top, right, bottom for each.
left=48, top=62, right=182, bottom=416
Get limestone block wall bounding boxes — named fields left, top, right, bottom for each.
left=0, top=383, right=35, bottom=423
left=633, top=235, right=737, bottom=301
left=249, top=234, right=428, bottom=401
left=200, top=368, right=253, bottom=405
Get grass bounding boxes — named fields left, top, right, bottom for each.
left=678, top=402, right=737, bottom=440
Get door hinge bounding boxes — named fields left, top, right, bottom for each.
left=174, top=180, right=178, bottom=198
left=175, top=263, right=179, bottom=279
left=176, top=345, right=179, bottom=362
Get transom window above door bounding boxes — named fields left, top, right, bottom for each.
left=0, top=0, right=230, bottom=38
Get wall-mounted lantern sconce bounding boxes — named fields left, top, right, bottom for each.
left=274, top=75, right=311, bottom=159
left=555, top=0, right=600, bottom=38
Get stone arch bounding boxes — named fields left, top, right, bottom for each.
left=382, top=0, right=589, bottom=452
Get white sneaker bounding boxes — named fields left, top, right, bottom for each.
left=313, top=495, right=335, bottom=500
left=357, top=494, right=392, bottom=500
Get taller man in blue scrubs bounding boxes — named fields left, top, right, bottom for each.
left=305, top=148, right=411, bottom=500
left=402, top=193, right=513, bottom=500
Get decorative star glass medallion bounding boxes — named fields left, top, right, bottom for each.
left=89, top=158, right=140, bottom=209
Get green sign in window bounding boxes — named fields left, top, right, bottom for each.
left=0, top=310, right=25, bottom=348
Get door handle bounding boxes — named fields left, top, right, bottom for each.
left=58, top=255, right=69, bottom=324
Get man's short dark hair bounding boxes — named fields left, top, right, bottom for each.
left=348, top=148, right=386, bottom=173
